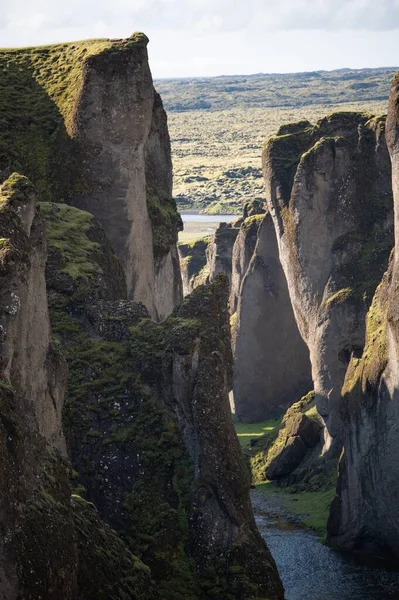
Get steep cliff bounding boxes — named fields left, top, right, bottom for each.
left=178, top=237, right=211, bottom=296
left=0, top=175, right=156, bottom=600
left=206, top=222, right=240, bottom=286
left=233, top=212, right=312, bottom=421
left=326, top=74, right=399, bottom=559
left=229, top=214, right=263, bottom=315
left=0, top=34, right=182, bottom=319
left=263, top=112, right=393, bottom=449
left=42, top=202, right=284, bottom=599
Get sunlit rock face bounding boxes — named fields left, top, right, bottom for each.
left=263, top=113, right=393, bottom=450
left=326, top=73, right=399, bottom=561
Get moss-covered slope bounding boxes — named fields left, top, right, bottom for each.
left=0, top=174, right=155, bottom=599
left=42, top=201, right=283, bottom=599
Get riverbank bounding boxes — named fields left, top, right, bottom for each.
left=252, top=487, right=399, bottom=600
left=254, top=482, right=334, bottom=535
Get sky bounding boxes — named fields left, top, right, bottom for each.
left=0, top=0, right=399, bottom=78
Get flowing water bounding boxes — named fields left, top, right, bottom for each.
left=252, top=491, right=399, bottom=600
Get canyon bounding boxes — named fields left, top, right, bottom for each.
left=0, top=27, right=399, bottom=600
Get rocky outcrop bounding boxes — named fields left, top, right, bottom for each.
left=42, top=202, right=284, bottom=599
left=0, top=174, right=156, bottom=599
left=265, top=394, right=322, bottom=480
left=179, top=203, right=264, bottom=303
left=178, top=222, right=240, bottom=298
left=233, top=212, right=312, bottom=421
left=0, top=175, right=67, bottom=452
left=0, top=34, right=182, bottom=320
left=178, top=237, right=211, bottom=296
left=326, top=74, right=399, bottom=559
left=230, top=214, right=263, bottom=315
left=263, top=112, right=393, bottom=449
left=206, top=222, right=240, bottom=286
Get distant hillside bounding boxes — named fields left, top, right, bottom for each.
left=155, top=67, right=397, bottom=112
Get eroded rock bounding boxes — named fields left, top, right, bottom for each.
left=233, top=212, right=312, bottom=421
left=263, top=112, right=393, bottom=449
left=0, top=35, right=182, bottom=320
left=326, top=73, right=399, bottom=560
left=0, top=175, right=155, bottom=600
left=43, top=203, right=284, bottom=600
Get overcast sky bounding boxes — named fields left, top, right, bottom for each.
left=1, top=0, right=399, bottom=77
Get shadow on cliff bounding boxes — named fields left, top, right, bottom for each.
left=0, top=60, right=73, bottom=202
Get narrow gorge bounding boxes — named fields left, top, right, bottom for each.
left=1, top=25, right=399, bottom=600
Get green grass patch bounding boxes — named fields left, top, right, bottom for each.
left=232, top=414, right=282, bottom=449
left=256, top=481, right=335, bottom=535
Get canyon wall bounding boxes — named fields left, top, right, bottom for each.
left=42, top=201, right=284, bottom=599
left=0, top=35, right=284, bottom=599
left=326, top=73, right=399, bottom=560
left=0, top=34, right=182, bottom=320
left=233, top=212, right=312, bottom=421
left=0, top=174, right=156, bottom=600
left=263, top=113, right=393, bottom=450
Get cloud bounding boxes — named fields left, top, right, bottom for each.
left=1, top=0, right=399, bottom=36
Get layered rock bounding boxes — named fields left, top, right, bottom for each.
left=233, top=212, right=312, bottom=421
left=43, top=202, right=284, bottom=599
left=0, top=34, right=182, bottom=320
left=0, top=175, right=156, bottom=600
left=326, top=74, right=399, bottom=559
left=263, top=112, right=393, bottom=448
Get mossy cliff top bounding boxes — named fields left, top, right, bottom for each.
left=0, top=173, right=39, bottom=278
left=263, top=111, right=392, bottom=307
left=263, top=111, right=377, bottom=204
left=0, top=33, right=149, bottom=198
left=0, top=31, right=148, bottom=132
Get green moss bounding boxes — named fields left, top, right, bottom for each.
left=0, top=35, right=150, bottom=202
left=322, top=287, right=354, bottom=310
left=256, top=481, right=335, bottom=535
left=342, top=275, right=389, bottom=400
left=40, top=202, right=101, bottom=279
left=239, top=391, right=318, bottom=484
left=146, top=185, right=181, bottom=259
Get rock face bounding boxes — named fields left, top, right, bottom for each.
left=0, top=34, right=182, bottom=320
left=0, top=35, right=284, bottom=599
left=326, top=74, right=399, bottom=559
left=42, top=202, right=284, bottom=599
left=233, top=212, right=312, bottom=421
left=0, top=175, right=156, bottom=600
left=265, top=400, right=321, bottom=480
left=178, top=237, right=211, bottom=296
left=0, top=175, right=66, bottom=452
left=230, top=214, right=263, bottom=315
left=206, top=222, right=240, bottom=287
left=263, top=113, right=393, bottom=449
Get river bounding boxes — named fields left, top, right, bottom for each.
left=180, top=213, right=239, bottom=223
left=252, top=490, right=399, bottom=600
